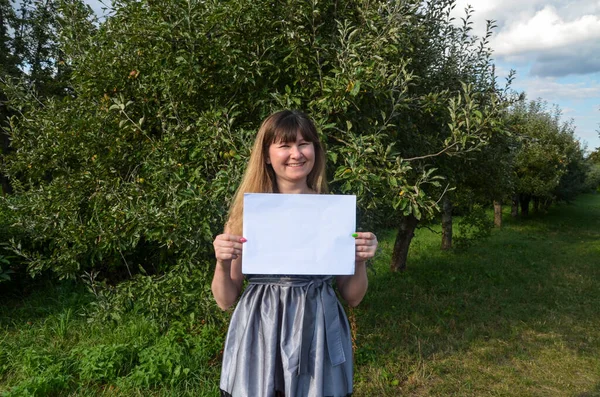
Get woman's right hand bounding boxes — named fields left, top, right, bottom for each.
left=212, top=233, right=246, bottom=310
left=213, top=234, right=246, bottom=264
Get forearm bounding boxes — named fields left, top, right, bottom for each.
left=211, top=261, right=242, bottom=310
left=336, top=261, right=368, bottom=307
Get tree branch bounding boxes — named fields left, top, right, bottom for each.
left=404, top=142, right=459, bottom=162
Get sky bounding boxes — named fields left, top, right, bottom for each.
left=451, top=0, right=600, bottom=152
left=84, top=0, right=600, bottom=152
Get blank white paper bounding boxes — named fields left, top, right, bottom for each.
left=242, top=193, right=356, bottom=275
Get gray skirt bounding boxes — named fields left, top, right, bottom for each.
left=219, top=275, right=353, bottom=397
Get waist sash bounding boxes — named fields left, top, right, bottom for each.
left=248, top=276, right=346, bottom=375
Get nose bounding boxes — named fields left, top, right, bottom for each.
left=290, top=145, right=303, bottom=158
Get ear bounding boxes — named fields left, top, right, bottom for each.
left=266, top=157, right=271, bottom=164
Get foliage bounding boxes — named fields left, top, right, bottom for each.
left=4, top=358, right=71, bottom=396
left=125, top=321, right=191, bottom=387
left=588, top=148, right=600, bottom=165
left=2, top=195, right=600, bottom=396
left=0, top=199, right=16, bottom=283
left=0, top=281, right=224, bottom=396
left=82, top=263, right=226, bottom=329
left=75, top=343, right=137, bottom=382
left=328, top=4, right=507, bottom=226
left=453, top=204, right=493, bottom=249
left=509, top=98, right=586, bottom=205
left=1, top=0, right=510, bottom=295
left=0, top=252, right=13, bottom=283
left=585, top=163, right=600, bottom=192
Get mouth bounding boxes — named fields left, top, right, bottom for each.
left=286, top=162, right=305, bottom=167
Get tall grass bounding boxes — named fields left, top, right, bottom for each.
left=1, top=194, right=599, bottom=396
left=0, top=281, right=225, bottom=396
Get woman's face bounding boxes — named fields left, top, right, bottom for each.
left=267, top=131, right=315, bottom=187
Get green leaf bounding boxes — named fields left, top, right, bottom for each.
left=350, top=80, right=361, bottom=96
left=413, top=206, right=422, bottom=220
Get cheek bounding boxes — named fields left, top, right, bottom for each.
left=267, top=147, right=280, bottom=163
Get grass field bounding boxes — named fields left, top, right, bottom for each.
left=353, top=194, right=600, bottom=396
left=1, top=194, right=599, bottom=396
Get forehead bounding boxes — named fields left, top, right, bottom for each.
left=272, top=128, right=310, bottom=144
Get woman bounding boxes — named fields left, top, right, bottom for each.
left=212, top=110, right=377, bottom=397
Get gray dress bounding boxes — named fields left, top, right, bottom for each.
left=219, top=275, right=353, bottom=397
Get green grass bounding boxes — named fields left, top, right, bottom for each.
left=0, top=282, right=225, bottom=396
left=1, top=194, right=599, bottom=396
left=353, top=194, right=600, bottom=396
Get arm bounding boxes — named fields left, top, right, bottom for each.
left=211, top=230, right=246, bottom=310
left=336, top=232, right=377, bottom=307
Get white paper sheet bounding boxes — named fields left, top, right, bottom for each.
left=242, top=193, right=356, bottom=275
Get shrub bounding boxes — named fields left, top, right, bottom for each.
left=5, top=348, right=72, bottom=396
left=75, top=343, right=137, bottom=383
left=454, top=205, right=494, bottom=250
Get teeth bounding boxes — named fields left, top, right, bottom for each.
left=287, top=163, right=304, bottom=167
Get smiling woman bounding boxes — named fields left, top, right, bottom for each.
left=267, top=134, right=316, bottom=193
left=225, top=110, right=329, bottom=237
left=211, top=110, right=377, bottom=397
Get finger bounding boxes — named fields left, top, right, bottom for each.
left=217, top=234, right=247, bottom=243
left=215, top=240, right=244, bottom=251
left=354, top=232, right=375, bottom=240
left=358, top=249, right=376, bottom=258
left=356, top=245, right=376, bottom=253
left=217, top=251, right=239, bottom=261
left=355, top=238, right=376, bottom=247
left=217, top=246, right=242, bottom=256
left=356, top=238, right=378, bottom=248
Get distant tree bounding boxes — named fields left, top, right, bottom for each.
left=585, top=147, right=600, bottom=192
left=1, top=0, right=21, bottom=195
left=1, top=0, right=73, bottom=196
left=510, top=99, right=583, bottom=215
left=589, top=149, right=600, bottom=165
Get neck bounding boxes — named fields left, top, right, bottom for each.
left=276, top=179, right=313, bottom=194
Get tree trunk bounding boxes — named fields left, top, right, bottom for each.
left=520, top=194, right=531, bottom=217
left=390, top=214, right=419, bottom=272
left=493, top=200, right=502, bottom=228
left=511, top=194, right=519, bottom=217
left=441, top=196, right=452, bottom=250
left=542, top=198, right=551, bottom=212
left=533, top=197, right=540, bottom=213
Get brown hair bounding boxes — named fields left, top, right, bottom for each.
left=226, top=110, right=328, bottom=235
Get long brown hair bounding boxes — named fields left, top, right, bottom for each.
left=226, top=110, right=328, bottom=235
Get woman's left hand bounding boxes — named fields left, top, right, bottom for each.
left=354, top=232, right=378, bottom=263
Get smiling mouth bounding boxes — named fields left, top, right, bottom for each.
left=286, top=162, right=305, bottom=167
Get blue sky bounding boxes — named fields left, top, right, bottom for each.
left=85, top=0, right=600, bottom=152
left=452, top=0, right=600, bottom=152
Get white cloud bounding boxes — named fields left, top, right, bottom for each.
left=451, top=1, right=600, bottom=77
left=516, top=77, right=600, bottom=102
left=491, top=6, right=600, bottom=56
